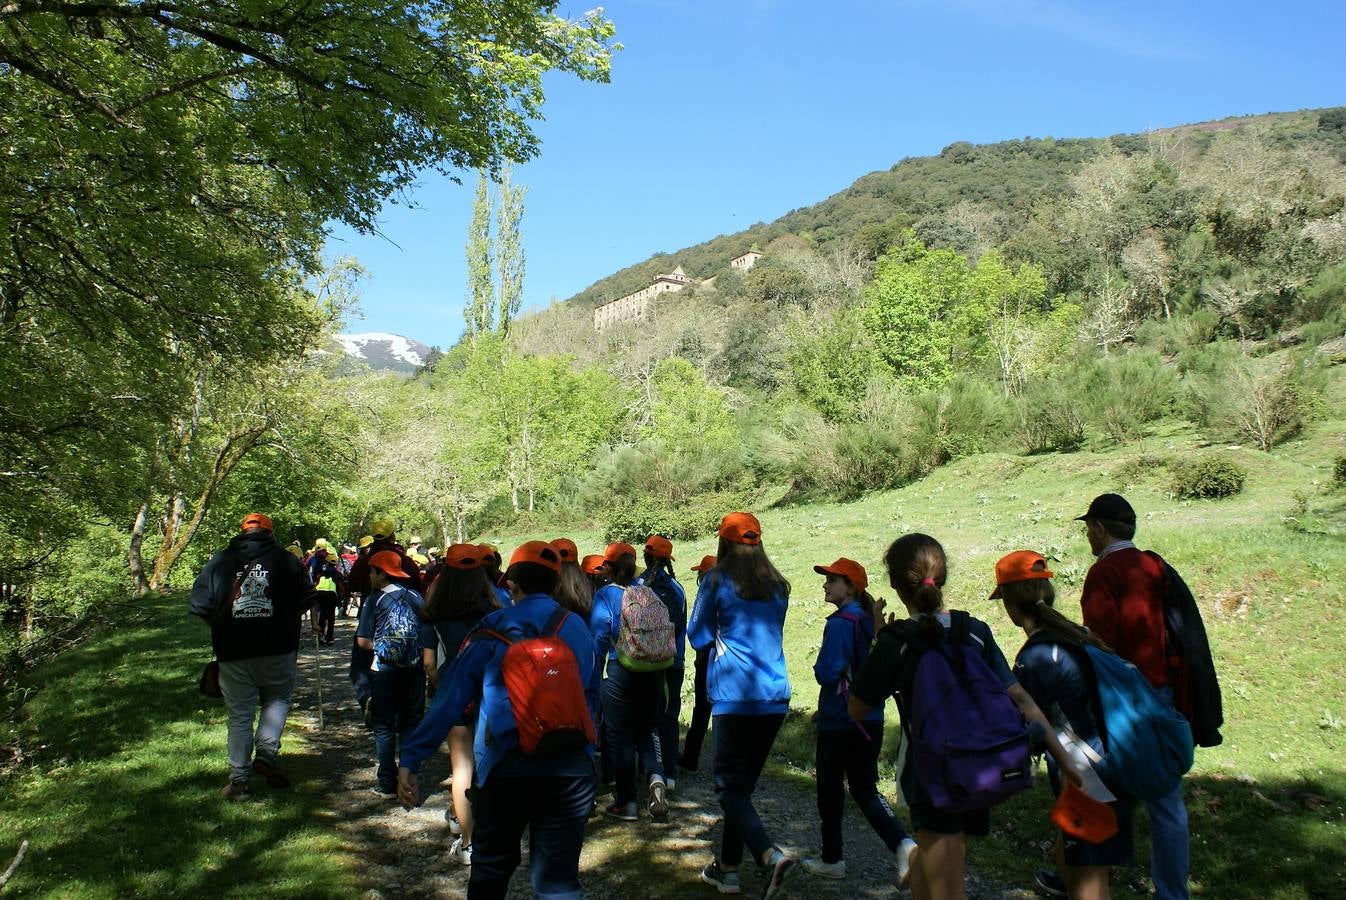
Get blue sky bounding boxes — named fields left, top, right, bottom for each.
left=327, top=0, right=1346, bottom=349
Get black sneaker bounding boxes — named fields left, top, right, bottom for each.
left=1034, top=868, right=1067, bottom=898
left=761, top=852, right=798, bottom=899
left=700, top=860, right=741, bottom=895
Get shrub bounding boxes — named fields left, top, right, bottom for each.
left=1188, top=352, right=1325, bottom=451
left=1334, top=455, right=1346, bottom=489
left=601, top=489, right=755, bottom=543
left=1017, top=379, right=1086, bottom=454
left=1113, top=453, right=1172, bottom=487
left=1079, top=350, right=1179, bottom=445
left=909, top=376, right=1009, bottom=468
left=1171, top=455, right=1247, bottom=499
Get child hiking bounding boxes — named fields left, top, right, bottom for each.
left=688, top=513, right=797, bottom=899
left=590, top=541, right=673, bottom=823
left=847, top=533, right=1086, bottom=900
left=802, top=557, right=917, bottom=884
left=418, top=543, right=502, bottom=865
left=640, top=535, right=687, bottom=791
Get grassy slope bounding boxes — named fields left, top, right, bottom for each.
left=489, top=380, right=1346, bottom=897
left=0, top=598, right=361, bottom=899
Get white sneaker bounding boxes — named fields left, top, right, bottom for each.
left=896, top=837, right=918, bottom=886
left=802, top=857, right=846, bottom=879
left=449, top=836, right=472, bottom=865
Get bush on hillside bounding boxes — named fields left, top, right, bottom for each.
left=1016, top=379, right=1086, bottom=454
left=909, top=376, right=1009, bottom=468
left=1136, top=310, right=1221, bottom=356
left=1170, top=455, right=1247, bottom=499
left=601, top=489, right=756, bottom=543
left=1334, top=455, right=1346, bottom=489
left=1187, top=351, right=1325, bottom=451
left=1079, top=351, right=1179, bottom=444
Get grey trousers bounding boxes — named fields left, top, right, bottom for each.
left=218, top=653, right=298, bottom=784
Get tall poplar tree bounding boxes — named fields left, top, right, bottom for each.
left=464, top=171, right=495, bottom=337
left=496, top=163, right=528, bottom=337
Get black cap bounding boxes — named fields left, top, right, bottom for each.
left=1076, top=493, right=1136, bottom=524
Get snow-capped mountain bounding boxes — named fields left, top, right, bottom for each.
left=333, top=332, right=433, bottom=373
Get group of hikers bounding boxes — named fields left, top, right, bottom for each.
left=189, top=493, right=1221, bottom=900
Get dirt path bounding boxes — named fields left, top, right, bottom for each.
left=287, top=618, right=1030, bottom=899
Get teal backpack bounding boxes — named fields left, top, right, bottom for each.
left=1083, top=644, right=1194, bottom=801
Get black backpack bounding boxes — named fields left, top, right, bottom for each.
left=1145, top=551, right=1224, bottom=748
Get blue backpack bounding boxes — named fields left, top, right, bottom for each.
left=894, top=612, right=1033, bottom=812
left=374, top=588, right=423, bottom=669
left=1082, top=644, right=1194, bottom=801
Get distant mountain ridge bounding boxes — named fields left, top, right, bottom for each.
left=332, top=332, right=431, bottom=373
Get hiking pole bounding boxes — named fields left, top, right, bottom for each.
left=313, top=625, right=325, bottom=730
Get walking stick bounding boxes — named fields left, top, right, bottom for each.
left=313, top=626, right=325, bottom=730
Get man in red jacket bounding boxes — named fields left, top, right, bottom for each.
left=1077, top=493, right=1189, bottom=900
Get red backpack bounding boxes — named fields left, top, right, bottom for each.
left=477, top=608, right=596, bottom=756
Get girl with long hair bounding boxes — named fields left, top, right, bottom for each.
left=802, top=558, right=917, bottom=884
left=688, top=513, right=797, bottom=899
left=419, top=543, right=500, bottom=865
left=847, top=534, right=1084, bottom=900
left=550, top=538, right=594, bottom=618
left=993, top=550, right=1133, bottom=900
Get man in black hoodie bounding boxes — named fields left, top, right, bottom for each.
left=190, top=512, right=315, bottom=799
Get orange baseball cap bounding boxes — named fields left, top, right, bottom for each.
left=369, top=550, right=406, bottom=580
left=813, top=557, right=868, bottom=592
left=691, top=555, right=717, bottom=572
left=718, top=512, right=762, bottom=545
left=550, top=538, right=579, bottom=562
left=240, top=513, right=273, bottom=532
left=477, top=544, right=500, bottom=565
left=508, top=540, right=562, bottom=573
left=580, top=554, right=606, bottom=576
left=603, top=541, right=637, bottom=562
left=443, top=544, right=481, bottom=570
left=644, top=535, right=674, bottom=559
left=990, top=550, right=1055, bottom=599
left=1050, top=783, right=1118, bottom=844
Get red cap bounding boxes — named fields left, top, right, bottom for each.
left=240, top=512, right=273, bottom=532
left=369, top=550, right=406, bottom=580
left=718, top=512, right=762, bottom=545
left=690, top=555, right=717, bottom=573
left=1050, top=783, right=1119, bottom=844
left=580, top=554, right=606, bottom=576
left=813, top=557, right=868, bottom=592
left=550, top=538, right=579, bottom=562
left=644, top=535, right=674, bottom=560
left=443, top=544, right=481, bottom=570
left=603, top=541, right=637, bottom=563
left=990, top=550, right=1055, bottom=599
left=509, top=540, right=562, bottom=573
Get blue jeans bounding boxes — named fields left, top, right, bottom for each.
left=602, top=659, right=667, bottom=806
left=659, top=665, right=684, bottom=779
left=816, top=721, right=909, bottom=862
left=1148, top=686, right=1190, bottom=899
left=369, top=665, right=425, bottom=790
left=713, top=713, right=785, bottom=867
left=470, top=771, right=595, bottom=900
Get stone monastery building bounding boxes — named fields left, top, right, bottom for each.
left=593, top=252, right=760, bottom=332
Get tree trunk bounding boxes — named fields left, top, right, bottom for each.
left=434, top=507, right=449, bottom=550
left=128, top=498, right=153, bottom=596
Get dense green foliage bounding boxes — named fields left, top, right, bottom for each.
left=1171, top=455, right=1249, bottom=499
left=0, top=1, right=616, bottom=673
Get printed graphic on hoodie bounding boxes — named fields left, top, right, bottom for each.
left=232, top=563, right=273, bottom=619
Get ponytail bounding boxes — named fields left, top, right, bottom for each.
left=884, top=533, right=948, bottom=641
left=999, top=579, right=1112, bottom=653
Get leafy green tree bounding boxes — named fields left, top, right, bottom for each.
left=496, top=163, right=528, bottom=337
left=464, top=172, right=495, bottom=337
left=784, top=308, right=884, bottom=421
left=862, top=235, right=973, bottom=388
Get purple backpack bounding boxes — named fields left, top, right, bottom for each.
left=896, top=611, right=1032, bottom=812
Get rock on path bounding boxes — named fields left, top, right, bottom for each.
left=286, top=619, right=1030, bottom=899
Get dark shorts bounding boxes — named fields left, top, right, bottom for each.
left=909, top=802, right=990, bottom=837
left=1061, top=793, right=1135, bottom=867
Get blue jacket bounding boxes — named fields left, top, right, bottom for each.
left=687, top=571, right=790, bottom=716
left=640, top=567, right=688, bottom=666
left=588, top=582, right=628, bottom=665
left=813, top=601, right=881, bottom=731
left=400, top=594, right=596, bottom=784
